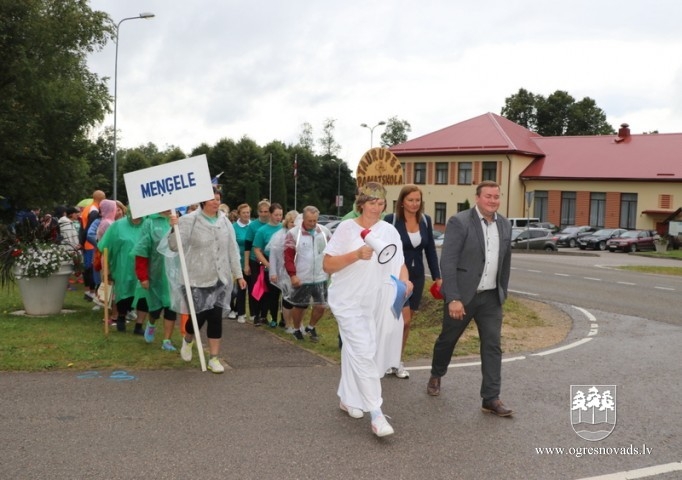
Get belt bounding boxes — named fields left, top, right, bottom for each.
left=476, top=288, right=494, bottom=294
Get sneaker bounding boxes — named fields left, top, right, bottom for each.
left=116, top=319, right=126, bottom=332
left=227, top=311, right=237, bottom=320
left=92, top=305, right=101, bottom=311
left=84, top=291, right=95, bottom=302
left=133, top=324, right=144, bottom=336
left=268, top=320, right=277, bottom=328
left=144, top=322, right=156, bottom=343
left=371, top=415, right=394, bottom=437
left=253, top=317, right=264, bottom=327
left=285, top=327, right=296, bottom=334
left=293, top=329, right=304, bottom=341
left=385, top=367, right=396, bottom=376
left=395, top=362, right=410, bottom=379
left=180, top=338, right=194, bottom=362
left=161, top=340, right=176, bottom=351
left=126, top=311, right=138, bottom=321
left=305, top=326, right=319, bottom=342
left=208, top=357, right=224, bottom=373
left=92, top=296, right=105, bottom=307
left=237, top=315, right=246, bottom=324
left=339, top=402, right=364, bottom=419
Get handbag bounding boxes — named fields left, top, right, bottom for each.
left=252, top=265, right=269, bottom=301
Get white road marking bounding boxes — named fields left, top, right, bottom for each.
left=575, top=461, right=682, bottom=480
left=583, top=277, right=602, bottom=281
left=555, top=273, right=570, bottom=276
left=654, top=286, right=675, bottom=291
left=508, top=289, right=539, bottom=296
left=617, top=281, right=637, bottom=286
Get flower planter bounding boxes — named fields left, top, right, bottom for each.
left=654, top=243, right=668, bottom=253
left=13, top=262, right=74, bottom=315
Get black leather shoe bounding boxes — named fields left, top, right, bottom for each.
left=427, top=376, right=441, bottom=396
left=481, top=399, right=513, bottom=417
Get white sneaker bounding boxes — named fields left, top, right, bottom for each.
left=395, top=362, right=410, bottom=379
left=126, top=311, right=137, bottom=321
left=339, top=402, right=364, bottom=419
left=227, top=311, right=237, bottom=320
left=385, top=367, right=396, bottom=376
left=371, top=415, right=394, bottom=437
left=237, top=315, right=246, bottom=324
left=207, top=357, right=224, bottom=373
left=180, top=338, right=193, bottom=362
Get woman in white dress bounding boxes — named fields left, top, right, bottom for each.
left=323, top=182, right=413, bottom=437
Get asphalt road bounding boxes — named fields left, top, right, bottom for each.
left=1, top=250, right=681, bottom=479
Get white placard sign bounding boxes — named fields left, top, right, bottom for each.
left=124, top=155, right=214, bottom=218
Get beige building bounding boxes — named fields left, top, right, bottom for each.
left=388, top=113, right=682, bottom=234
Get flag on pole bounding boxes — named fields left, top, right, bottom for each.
left=211, top=172, right=224, bottom=185
left=293, top=156, right=298, bottom=178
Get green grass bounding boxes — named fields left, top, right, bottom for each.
left=0, top=282, right=189, bottom=372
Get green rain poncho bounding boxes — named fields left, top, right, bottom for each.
left=98, top=214, right=146, bottom=301
left=131, top=213, right=171, bottom=311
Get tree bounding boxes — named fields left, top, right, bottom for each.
left=318, top=118, right=341, bottom=156
left=500, top=88, right=538, bottom=131
left=501, top=88, right=615, bottom=136
left=380, top=116, right=412, bottom=147
left=298, top=122, right=314, bottom=152
left=0, top=0, right=112, bottom=218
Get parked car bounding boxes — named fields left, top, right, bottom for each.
left=606, top=230, right=657, bottom=252
left=324, top=219, right=342, bottom=234
left=577, top=228, right=628, bottom=251
left=508, top=217, right=540, bottom=228
left=432, top=230, right=444, bottom=247
left=317, top=214, right=341, bottom=225
left=511, top=228, right=557, bottom=251
left=553, top=226, right=597, bottom=248
left=529, top=221, right=559, bottom=233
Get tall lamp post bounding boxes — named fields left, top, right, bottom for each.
left=112, top=12, right=155, bottom=201
left=360, top=120, right=386, bottom=148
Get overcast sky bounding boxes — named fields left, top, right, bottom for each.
left=87, top=0, right=682, bottom=174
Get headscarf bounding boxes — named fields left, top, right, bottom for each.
left=96, top=199, right=117, bottom=240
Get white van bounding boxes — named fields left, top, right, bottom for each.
left=507, top=217, right=540, bottom=228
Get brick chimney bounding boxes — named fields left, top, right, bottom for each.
left=615, top=123, right=630, bottom=143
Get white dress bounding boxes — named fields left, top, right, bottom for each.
left=324, top=218, right=404, bottom=412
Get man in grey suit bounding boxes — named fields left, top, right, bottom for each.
left=427, top=180, right=514, bottom=416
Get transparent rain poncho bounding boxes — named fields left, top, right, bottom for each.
left=159, top=211, right=240, bottom=314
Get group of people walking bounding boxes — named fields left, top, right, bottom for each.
left=69, top=178, right=513, bottom=438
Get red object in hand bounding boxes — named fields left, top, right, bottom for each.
left=360, top=228, right=371, bottom=240
left=430, top=282, right=443, bottom=300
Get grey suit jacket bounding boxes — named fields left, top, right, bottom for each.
left=439, top=208, right=512, bottom=306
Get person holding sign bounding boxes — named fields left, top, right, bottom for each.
left=322, top=182, right=412, bottom=437
left=168, top=189, right=246, bottom=374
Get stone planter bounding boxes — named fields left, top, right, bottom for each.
left=654, top=242, right=668, bottom=253
left=13, top=263, right=74, bottom=316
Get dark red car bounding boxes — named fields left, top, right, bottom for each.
left=606, top=230, right=657, bottom=252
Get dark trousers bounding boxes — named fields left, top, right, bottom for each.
left=231, top=269, right=248, bottom=316
left=247, top=259, right=264, bottom=319
left=430, top=289, right=503, bottom=401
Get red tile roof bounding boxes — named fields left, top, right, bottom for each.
left=390, top=112, right=544, bottom=156
left=390, top=112, right=682, bottom=182
left=521, top=133, right=682, bottom=181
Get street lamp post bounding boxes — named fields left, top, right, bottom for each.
left=112, top=12, right=155, bottom=201
left=336, top=160, right=342, bottom=216
left=360, top=121, right=386, bottom=148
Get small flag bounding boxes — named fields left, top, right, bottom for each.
left=211, top=172, right=224, bottom=185
left=293, top=156, right=298, bottom=178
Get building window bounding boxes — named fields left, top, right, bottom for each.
left=414, top=162, right=426, bottom=184
left=482, top=161, right=497, bottom=181
left=620, top=193, right=638, bottom=229
left=533, top=191, right=548, bottom=221
left=560, top=191, right=576, bottom=227
left=435, top=162, right=448, bottom=184
left=457, top=202, right=468, bottom=213
left=434, top=202, right=447, bottom=225
left=458, top=162, right=472, bottom=185
left=590, top=192, right=606, bottom=228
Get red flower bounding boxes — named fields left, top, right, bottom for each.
left=11, top=249, right=22, bottom=257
